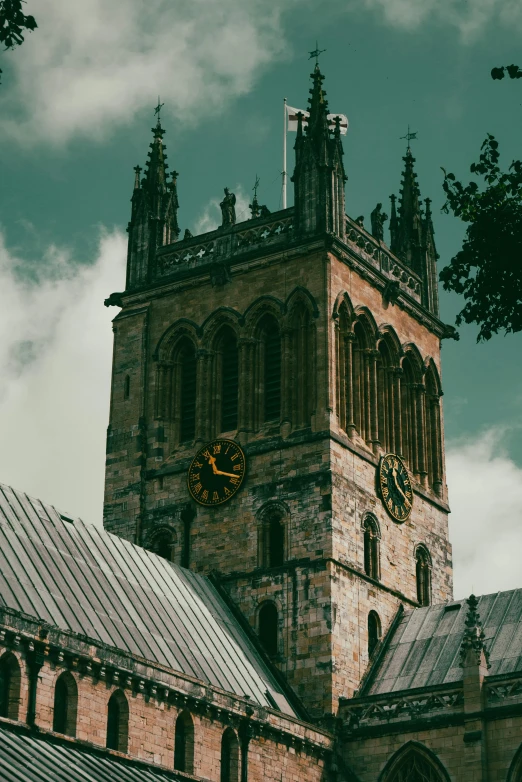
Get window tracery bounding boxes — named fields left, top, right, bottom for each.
left=416, top=546, right=432, bottom=607
left=363, top=515, right=380, bottom=580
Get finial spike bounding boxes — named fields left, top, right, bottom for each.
left=400, top=124, right=418, bottom=151
left=308, top=40, right=326, bottom=66
left=154, top=96, right=165, bottom=126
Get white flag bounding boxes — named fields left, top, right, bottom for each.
left=286, top=105, right=348, bottom=135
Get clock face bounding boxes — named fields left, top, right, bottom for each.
left=379, top=453, right=413, bottom=523
left=187, top=439, right=246, bottom=506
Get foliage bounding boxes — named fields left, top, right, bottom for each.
left=0, top=0, right=37, bottom=83
left=491, top=64, right=522, bottom=80
left=440, top=136, right=522, bottom=341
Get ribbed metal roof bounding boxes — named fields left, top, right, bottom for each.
left=0, top=724, right=183, bottom=781
left=368, top=590, right=522, bottom=695
left=0, top=483, right=295, bottom=715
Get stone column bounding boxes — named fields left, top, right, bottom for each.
left=369, top=349, right=380, bottom=454
left=393, top=368, right=403, bottom=456
left=432, top=398, right=443, bottom=495
left=195, top=349, right=212, bottom=444
left=415, top=383, right=428, bottom=486
left=238, top=338, right=255, bottom=439
left=345, top=333, right=356, bottom=438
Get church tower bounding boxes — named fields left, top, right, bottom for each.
left=104, top=66, right=453, bottom=719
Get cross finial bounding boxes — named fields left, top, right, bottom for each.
left=400, top=125, right=418, bottom=151
left=309, top=40, right=326, bottom=66
left=252, top=174, right=260, bottom=198
left=154, top=96, right=164, bottom=124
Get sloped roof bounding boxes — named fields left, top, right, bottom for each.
left=0, top=483, right=295, bottom=716
left=0, top=722, right=183, bottom=781
left=367, top=590, right=522, bottom=695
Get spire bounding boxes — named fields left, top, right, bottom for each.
left=125, top=112, right=180, bottom=290
left=292, top=65, right=346, bottom=238
left=460, top=594, right=491, bottom=669
left=396, top=147, right=423, bottom=268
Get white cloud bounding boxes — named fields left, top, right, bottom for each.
left=359, top=0, right=522, bottom=40
left=1, top=0, right=293, bottom=145
left=193, top=185, right=251, bottom=235
left=0, top=229, right=126, bottom=526
left=446, top=428, right=522, bottom=599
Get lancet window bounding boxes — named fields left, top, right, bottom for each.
left=383, top=743, right=450, bottom=782
left=53, top=672, right=78, bottom=737
left=257, top=317, right=281, bottom=425
left=174, top=711, right=195, bottom=774
left=221, top=728, right=240, bottom=782
left=217, top=327, right=239, bottom=433
left=288, top=302, right=315, bottom=429
left=177, top=339, right=197, bottom=443
left=0, top=652, right=21, bottom=720
left=106, top=690, right=129, bottom=753
left=425, top=362, right=443, bottom=495
left=368, top=611, right=382, bottom=657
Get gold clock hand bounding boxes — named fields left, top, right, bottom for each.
left=206, top=454, right=219, bottom=474
left=391, top=466, right=406, bottom=501
left=214, top=470, right=237, bottom=478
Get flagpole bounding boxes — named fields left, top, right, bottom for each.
left=282, top=97, right=287, bottom=210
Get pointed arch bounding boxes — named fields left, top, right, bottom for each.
left=0, top=652, right=21, bottom=720
left=53, top=671, right=78, bottom=737
left=201, top=307, right=242, bottom=348
left=424, top=359, right=443, bottom=495
left=379, top=741, right=450, bottom=782
left=221, top=727, right=240, bottom=782
left=400, top=344, right=427, bottom=479
left=174, top=710, right=195, bottom=774
left=332, top=290, right=355, bottom=323
left=508, top=742, right=522, bottom=782
left=285, top=285, right=320, bottom=318
left=148, top=526, right=178, bottom=563
left=335, top=294, right=355, bottom=434
left=375, top=329, right=398, bottom=454
left=368, top=611, right=382, bottom=657
left=257, top=501, right=289, bottom=568
left=243, top=295, right=284, bottom=338
left=106, top=689, right=129, bottom=753
left=351, top=317, right=374, bottom=445
left=154, top=319, right=201, bottom=363
left=253, top=313, right=282, bottom=427
left=210, top=324, right=239, bottom=434
left=154, top=325, right=199, bottom=447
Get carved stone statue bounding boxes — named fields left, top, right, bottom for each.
left=355, top=215, right=365, bottom=228
left=370, top=203, right=388, bottom=241
left=220, top=188, right=236, bottom=227
left=183, top=228, right=193, bottom=240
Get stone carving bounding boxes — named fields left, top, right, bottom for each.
left=370, top=203, right=388, bottom=241
left=220, top=188, right=236, bottom=227
left=355, top=215, right=365, bottom=228
left=183, top=228, right=193, bottom=240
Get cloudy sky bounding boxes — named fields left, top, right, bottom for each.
left=0, top=0, right=521, bottom=600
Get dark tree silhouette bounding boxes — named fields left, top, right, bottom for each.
left=440, top=68, right=522, bottom=341
left=0, top=0, right=37, bottom=83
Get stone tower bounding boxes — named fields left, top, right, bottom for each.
left=104, top=65, right=453, bottom=719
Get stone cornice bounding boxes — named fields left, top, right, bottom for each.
left=0, top=610, right=332, bottom=755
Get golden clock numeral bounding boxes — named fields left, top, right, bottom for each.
left=212, top=491, right=219, bottom=502
left=202, top=450, right=211, bottom=460
left=193, top=482, right=202, bottom=494
left=404, top=498, right=411, bottom=509
left=233, top=464, right=241, bottom=472
left=191, top=472, right=200, bottom=482
left=229, top=476, right=239, bottom=485
left=224, top=487, right=232, bottom=497
left=225, top=444, right=231, bottom=453
left=230, top=452, right=239, bottom=461
left=387, top=498, right=393, bottom=510
left=201, top=490, right=209, bottom=501
left=194, top=461, right=203, bottom=468
left=382, top=487, right=389, bottom=497
left=405, top=490, right=412, bottom=499
left=213, top=445, right=221, bottom=455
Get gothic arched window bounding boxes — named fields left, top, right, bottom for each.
left=150, top=530, right=175, bottom=562
left=262, top=320, right=281, bottom=423
left=401, top=355, right=416, bottom=470
left=179, top=340, right=197, bottom=443
left=53, top=672, right=78, bottom=737
left=259, top=507, right=286, bottom=568
left=0, top=652, right=21, bottom=720
left=363, top=516, right=380, bottom=580
left=259, top=602, right=279, bottom=657
left=218, top=328, right=239, bottom=432
left=368, top=611, right=382, bottom=657
left=106, top=690, right=129, bottom=753
left=383, top=741, right=450, bottom=782
left=174, top=711, right=194, bottom=774
left=507, top=742, right=522, bottom=782
left=377, top=339, right=396, bottom=453
left=220, top=728, right=240, bottom=782
left=416, top=546, right=432, bottom=607
left=289, top=301, right=314, bottom=429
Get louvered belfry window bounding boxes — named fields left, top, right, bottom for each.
left=221, top=334, right=239, bottom=431
left=180, top=343, right=197, bottom=442
left=264, top=324, right=281, bottom=422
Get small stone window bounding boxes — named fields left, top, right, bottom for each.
left=150, top=530, right=175, bottom=562
left=53, top=672, right=78, bottom=737
left=106, top=690, right=129, bottom=753
left=363, top=515, right=380, bottom=580
left=368, top=611, right=381, bottom=657
left=220, top=727, right=240, bottom=782
left=260, top=510, right=285, bottom=568
left=0, top=652, right=21, bottom=720
left=416, top=545, right=432, bottom=607
left=259, top=601, right=279, bottom=657
left=174, top=710, right=194, bottom=774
